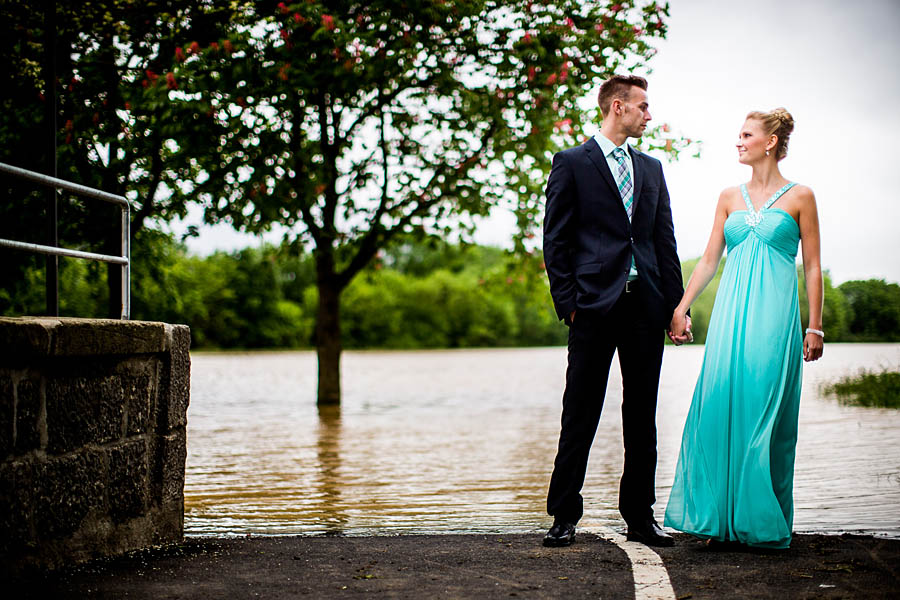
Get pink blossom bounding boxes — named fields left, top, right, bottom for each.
left=175, top=46, right=185, bottom=62
left=322, top=14, right=335, bottom=30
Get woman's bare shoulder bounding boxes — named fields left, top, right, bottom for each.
left=718, top=185, right=742, bottom=207
left=791, top=184, right=816, bottom=202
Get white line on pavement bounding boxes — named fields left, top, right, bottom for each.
left=582, top=524, right=676, bottom=600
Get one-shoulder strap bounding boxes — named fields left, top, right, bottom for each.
left=739, top=184, right=753, bottom=212
left=763, top=182, right=796, bottom=211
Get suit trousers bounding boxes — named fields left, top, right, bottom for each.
left=546, top=282, right=665, bottom=527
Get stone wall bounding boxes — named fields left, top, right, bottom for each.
left=0, top=317, right=190, bottom=575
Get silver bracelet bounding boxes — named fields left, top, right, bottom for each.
left=805, top=328, right=824, bottom=338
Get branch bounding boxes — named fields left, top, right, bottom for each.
left=319, top=95, right=339, bottom=239
left=288, top=98, right=322, bottom=246
left=340, top=148, right=379, bottom=196
left=336, top=99, right=392, bottom=288
left=337, top=120, right=498, bottom=287
left=131, top=130, right=164, bottom=237
left=341, top=72, right=440, bottom=142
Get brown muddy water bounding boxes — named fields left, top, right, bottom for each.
left=184, top=344, right=900, bottom=537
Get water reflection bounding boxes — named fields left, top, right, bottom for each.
left=184, top=345, right=900, bottom=538
left=315, top=404, right=344, bottom=533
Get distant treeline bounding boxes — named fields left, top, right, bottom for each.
left=2, top=232, right=899, bottom=348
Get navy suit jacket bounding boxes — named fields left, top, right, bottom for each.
left=543, top=137, right=685, bottom=329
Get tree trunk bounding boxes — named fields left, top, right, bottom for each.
left=315, top=263, right=342, bottom=405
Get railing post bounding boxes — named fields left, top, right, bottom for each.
left=121, top=204, right=130, bottom=319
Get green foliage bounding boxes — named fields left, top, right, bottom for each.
left=677, top=256, right=725, bottom=343
left=798, top=266, right=850, bottom=340
left=0, top=232, right=563, bottom=349
left=322, top=243, right=565, bottom=349
left=5, top=230, right=900, bottom=348
left=838, top=279, right=900, bottom=342
left=677, top=261, right=880, bottom=345
left=821, top=367, right=900, bottom=408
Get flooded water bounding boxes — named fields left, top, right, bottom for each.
left=184, top=344, right=900, bottom=538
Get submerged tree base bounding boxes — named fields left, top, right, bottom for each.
left=822, top=368, right=900, bottom=408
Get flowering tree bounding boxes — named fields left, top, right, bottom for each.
left=166, top=0, right=688, bottom=404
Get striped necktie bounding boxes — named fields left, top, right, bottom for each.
left=612, top=147, right=633, bottom=220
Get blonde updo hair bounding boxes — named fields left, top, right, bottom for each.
left=746, top=108, right=794, bottom=161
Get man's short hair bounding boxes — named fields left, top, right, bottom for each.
left=598, top=75, right=648, bottom=117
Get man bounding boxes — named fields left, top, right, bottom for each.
left=542, top=74, right=689, bottom=548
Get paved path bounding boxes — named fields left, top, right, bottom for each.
left=11, top=533, right=900, bottom=599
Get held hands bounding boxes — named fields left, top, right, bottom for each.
left=803, top=332, right=824, bottom=362
left=668, top=312, right=693, bottom=346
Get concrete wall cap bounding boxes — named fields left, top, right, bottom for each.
left=0, top=317, right=187, bottom=357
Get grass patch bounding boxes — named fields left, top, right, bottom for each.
left=821, top=367, right=900, bottom=408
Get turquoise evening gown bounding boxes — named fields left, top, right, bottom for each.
left=664, top=183, right=803, bottom=549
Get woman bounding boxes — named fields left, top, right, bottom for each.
left=663, top=108, right=824, bottom=549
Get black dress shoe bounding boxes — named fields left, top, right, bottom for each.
left=626, top=520, right=674, bottom=547
left=543, top=520, right=576, bottom=547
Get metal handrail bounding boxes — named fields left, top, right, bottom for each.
left=0, top=161, right=131, bottom=319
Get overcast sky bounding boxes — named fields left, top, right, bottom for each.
left=176, top=0, right=900, bottom=284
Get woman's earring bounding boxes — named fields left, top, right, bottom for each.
left=766, top=150, right=770, bottom=156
